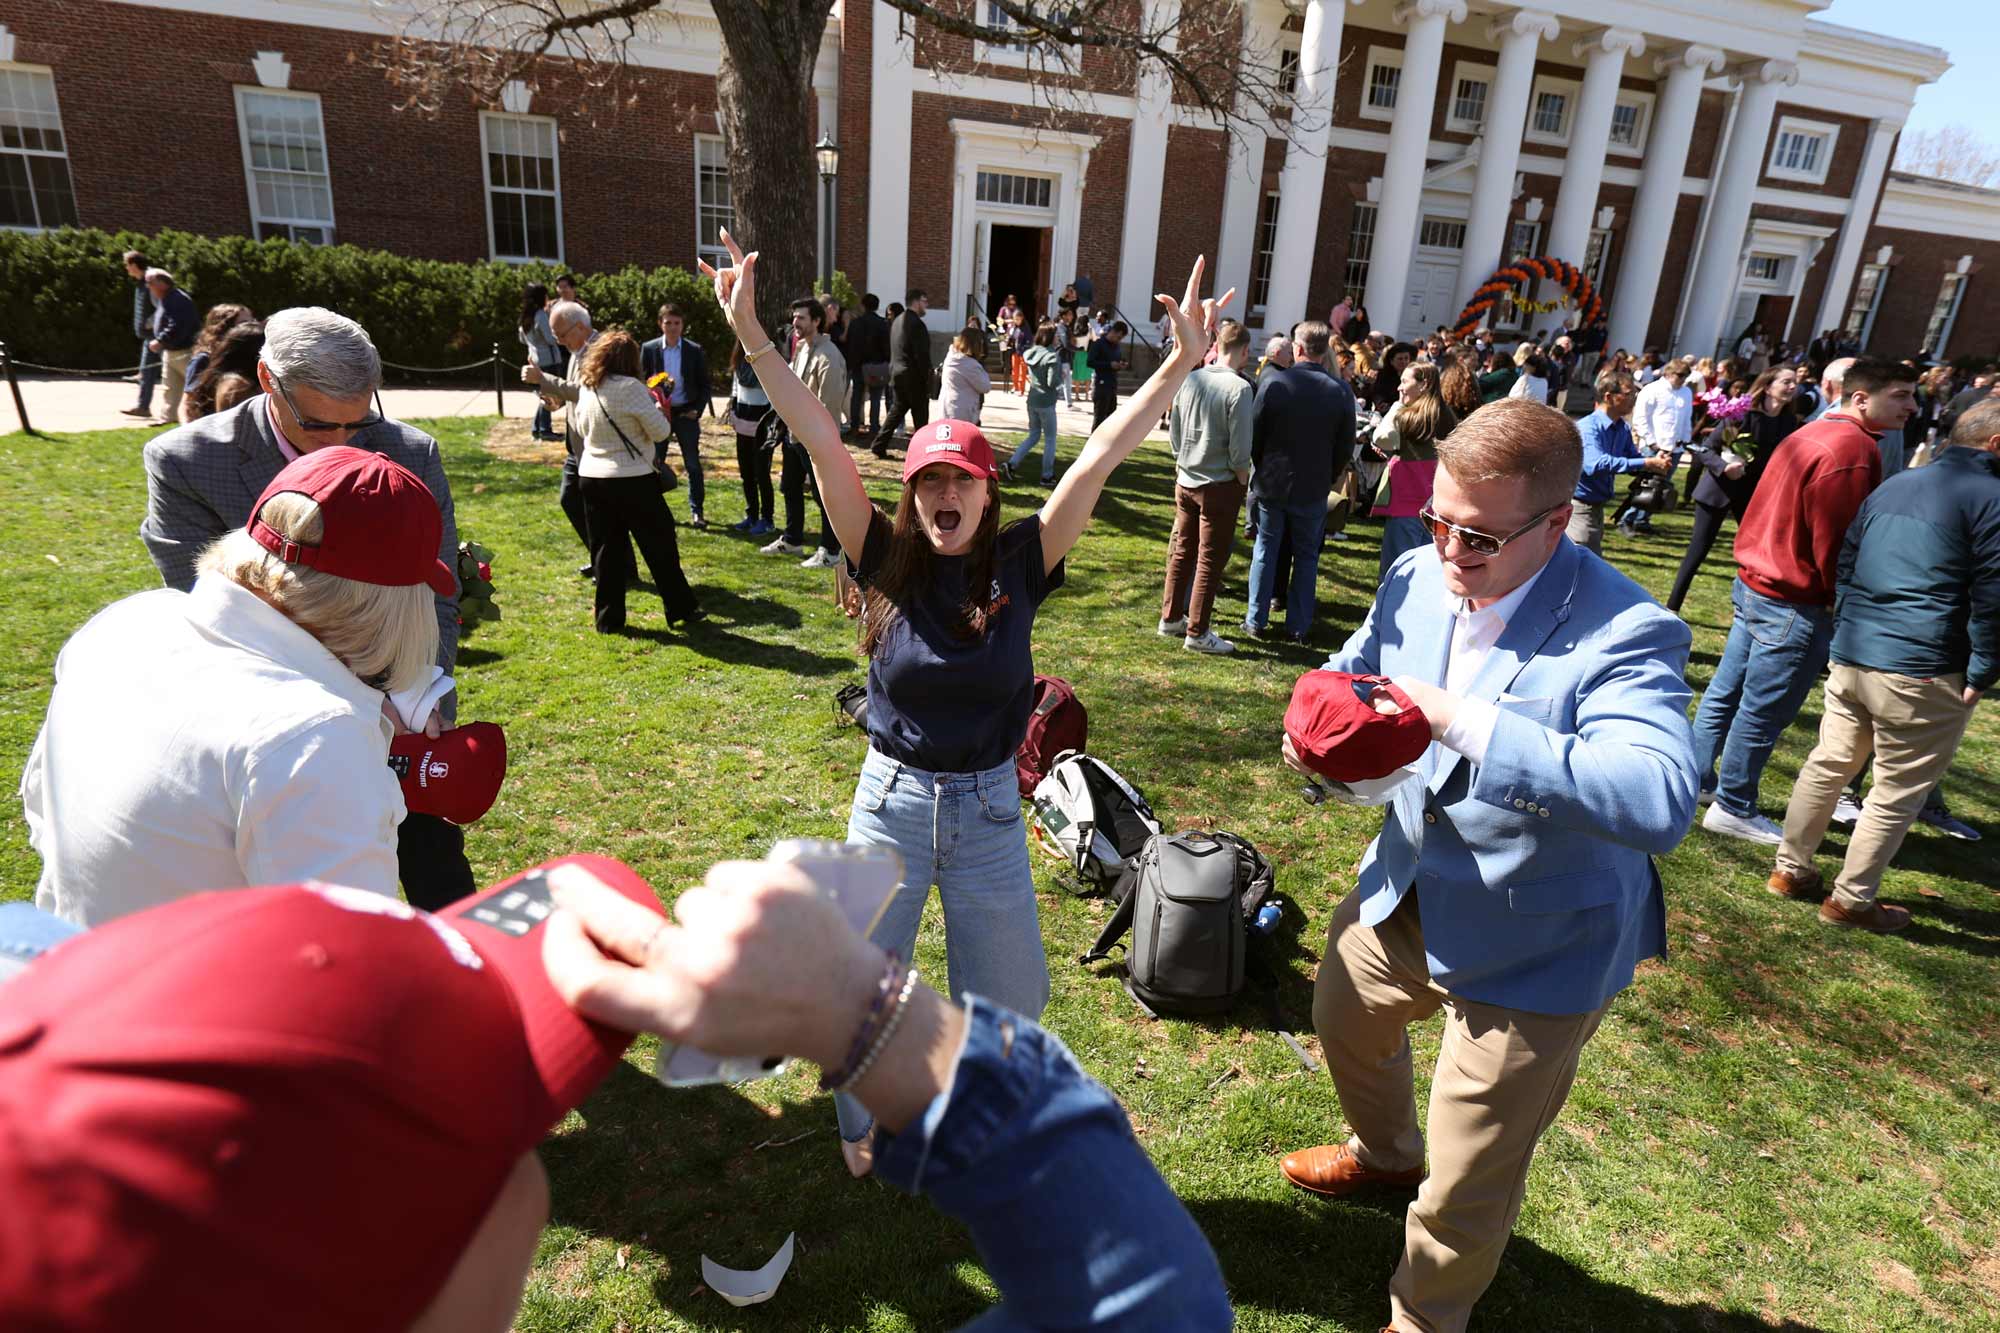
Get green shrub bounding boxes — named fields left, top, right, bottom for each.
left=0, top=228, right=730, bottom=374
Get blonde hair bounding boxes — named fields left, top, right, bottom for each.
left=1435, top=400, right=1582, bottom=513
left=196, top=491, right=439, bottom=692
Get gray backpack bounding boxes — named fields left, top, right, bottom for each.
left=1079, top=830, right=1273, bottom=1016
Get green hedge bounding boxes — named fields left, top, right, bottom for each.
left=0, top=228, right=746, bottom=374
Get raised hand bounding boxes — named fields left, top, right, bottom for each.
left=695, top=227, right=763, bottom=340
left=1156, top=256, right=1237, bottom=369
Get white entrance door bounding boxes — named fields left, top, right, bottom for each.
left=1400, top=259, right=1461, bottom=341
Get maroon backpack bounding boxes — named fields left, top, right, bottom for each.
left=1017, top=675, right=1087, bottom=797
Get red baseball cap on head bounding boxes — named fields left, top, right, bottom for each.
left=248, top=445, right=458, bottom=596
left=391, top=721, right=508, bottom=825
left=1284, top=671, right=1432, bottom=783
left=903, top=419, right=995, bottom=482
left=0, top=855, right=662, bottom=1333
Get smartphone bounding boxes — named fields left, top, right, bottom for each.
left=655, top=839, right=904, bottom=1087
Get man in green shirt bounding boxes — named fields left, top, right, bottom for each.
left=1159, top=319, right=1255, bottom=654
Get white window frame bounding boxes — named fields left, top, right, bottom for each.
left=1445, top=62, right=1495, bottom=134
left=1922, top=270, right=1968, bottom=357
left=479, top=111, right=564, bottom=264
left=1360, top=46, right=1404, bottom=123
left=1274, top=33, right=1303, bottom=104
left=0, top=63, right=81, bottom=232
left=1247, top=189, right=1282, bottom=317
left=1344, top=201, right=1378, bottom=305
left=1584, top=226, right=1613, bottom=286
left=1606, top=91, right=1654, bottom=157
left=1844, top=261, right=1887, bottom=347
left=1744, top=254, right=1783, bottom=283
left=973, top=1, right=1032, bottom=68
left=1507, top=218, right=1542, bottom=260
left=1768, top=115, right=1839, bottom=186
left=232, top=86, right=335, bottom=245
left=1418, top=215, right=1467, bottom=250
left=1524, top=75, right=1578, bottom=146
left=694, top=134, right=734, bottom=272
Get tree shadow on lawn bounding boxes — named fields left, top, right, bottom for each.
left=1186, top=1193, right=1833, bottom=1333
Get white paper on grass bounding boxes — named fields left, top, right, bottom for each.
left=701, top=1233, right=795, bottom=1307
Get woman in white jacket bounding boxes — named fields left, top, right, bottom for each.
left=1507, top=353, right=1550, bottom=405
left=938, top=332, right=993, bottom=426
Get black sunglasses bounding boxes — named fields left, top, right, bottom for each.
left=271, top=374, right=384, bottom=434
left=1418, top=502, right=1565, bottom=557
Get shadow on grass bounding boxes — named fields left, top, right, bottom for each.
left=624, top=622, right=852, bottom=677
left=1186, top=1194, right=1834, bottom=1333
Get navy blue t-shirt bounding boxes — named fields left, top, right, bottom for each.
left=851, top=511, right=1065, bottom=773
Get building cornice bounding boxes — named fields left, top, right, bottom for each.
left=1800, top=18, right=1949, bottom=83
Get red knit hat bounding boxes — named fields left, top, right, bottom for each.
left=1284, top=672, right=1432, bottom=783
left=248, top=445, right=457, bottom=596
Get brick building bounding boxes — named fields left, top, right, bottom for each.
left=2, top=0, right=1994, bottom=361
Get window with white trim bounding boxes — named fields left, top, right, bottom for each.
left=1844, top=261, right=1887, bottom=344
left=1584, top=227, right=1612, bottom=286
left=1922, top=271, right=1968, bottom=356
left=1507, top=218, right=1541, bottom=260
left=1361, top=48, right=1402, bottom=122
left=974, top=3, right=1073, bottom=69
left=481, top=113, right=561, bottom=262
left=1344, top=202, right=1377, bottom=305
left=1768, top=116, right=1838, bottom=186
left=1276, top=42, right=1301, bottom=100
left=234, top=88, right=334, bottom=244
left=1418, top=216, right=1466, bottom=250
left=976, top=170, right=1052, bottom=209
left=0, top=66, right=80, bottom=231
left=694, top=136, right=734, bottom=271
left=1525, top=76, right=1577, bottom=145
left=1444, top=62, right=1494, bottom=133
left=1247, top=189, right=1281, bottom=316
left=1607, top=94, right=1652, bottom=154
left=1744, top=254, right=1783, bottom=283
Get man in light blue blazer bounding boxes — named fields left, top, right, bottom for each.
left=1278, top=398, right=1698, bottom=1333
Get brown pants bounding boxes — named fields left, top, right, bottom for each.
left=1314, top=890, right=1610, bottom=1333
left=1159, top=477, right=1245, bottom=637
left=1777, top=664, right=1973, bottom=909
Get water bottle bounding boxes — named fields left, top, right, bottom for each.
left=1253, top=900, right=1284, bottom=936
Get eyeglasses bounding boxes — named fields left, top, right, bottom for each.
left=1418, top=502, right=1565, bottom=556
left=271, top=374, right=383, bottom=434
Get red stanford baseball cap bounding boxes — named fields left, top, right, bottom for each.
left=248, top=445, right=458, bottom=596
left=391, top=721, right=508, bottom=825
left=1284, top=671, right=1432, bottom=783
left=0, top=855, right=662, bottom=1333
left=903, top=419, right=995, bottom=482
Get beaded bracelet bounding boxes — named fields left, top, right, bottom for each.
left=816, top=952, right=903, bottom=1093
left=831, top=967, right=920, bottom=1095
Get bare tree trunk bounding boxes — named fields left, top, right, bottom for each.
left=710, top=0, right=835, bottom=336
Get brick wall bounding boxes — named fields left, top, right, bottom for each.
left=1860, top=226, right=2000, bottom=360
left=1150, top=126, right=1227, bottom=307
left=837, top=0, right=874, bottom=288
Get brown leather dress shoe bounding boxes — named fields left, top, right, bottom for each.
left=1279, top=1142, right=1424, bottom=1197
left=1819, top=897, right=1911, bottom=933
left=1767, top=866, right=1823, bottom=899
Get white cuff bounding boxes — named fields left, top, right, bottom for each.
left=1439, top=696, right=1501, bottom=765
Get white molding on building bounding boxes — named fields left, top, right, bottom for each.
left=945, top=119, right=1099, bottom=331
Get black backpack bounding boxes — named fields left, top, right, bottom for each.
left=1079, top=831, right=1274, bottom=1016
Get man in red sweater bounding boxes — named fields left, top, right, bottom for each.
left=1689, top=357, right=1917, bottom=844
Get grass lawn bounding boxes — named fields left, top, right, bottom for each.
left=2, top=417, right=1997, bottom=1332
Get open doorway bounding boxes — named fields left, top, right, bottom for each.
left=985, top=224, right=1052, bottom=323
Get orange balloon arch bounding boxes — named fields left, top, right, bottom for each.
left=1450, top=256, right=1605, bottom=340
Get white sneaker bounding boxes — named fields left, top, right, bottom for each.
left=1158, top=617, right=1187, bottom=637
left=1702, top=803, right=1783, bottom=845
left=1184, top=629, right=1236, bottom=655
left=1830, top=794, right=1864, bottom=827
left=760, top=536, right=808, bottom=556
left=800, top=548, right=840, bottom=569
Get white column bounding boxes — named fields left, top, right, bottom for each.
left=1812, top=118, right=1901, bottom=335
left=1605, top=43, right=1722, bottom=354
left=1116, top=0, right=1180, bottom=321
left=866, top=0, right=916, bottom=304
left=1678, top=59, right=1798, bottom=358
left=1261, top=0, right=1351, bottom=334
left=1455, top=8, right=1560, bottom=309
left=1362, top=0, right=1465, bottom=329
left=1215, top=2, right=1277, bottom=321
left=1544, top=27, right=1644, bottom=275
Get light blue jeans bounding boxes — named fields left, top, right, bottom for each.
left=1691, top=577, right=1833, bottom=818
left=1245, top=497, right=1327, bottom=635
left=1008, top=405, right=1061, bottom=479
left=835, top=747, right=1051, bottom=1141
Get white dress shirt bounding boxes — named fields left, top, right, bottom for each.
left=1434, top=560, right=1551, bottom=767
left=1507, top=374, right=1548, bottom=405
left=1631, top=378, right=1692, bottom=453
left=21, top=574, right=404, bottom=926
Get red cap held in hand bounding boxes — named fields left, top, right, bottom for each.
left=1284, top=671, right=1432, bottom=783
left=248, top=445, right=458, bottom=596
left=0, top=855, right=662, bottom=1333
left=903, top=419, right=995, bottom=482
left=390, top=721, right=508, bottom=825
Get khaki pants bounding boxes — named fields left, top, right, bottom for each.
left=1564, top=502, right=1603, bottom=553
left=1777, top=664, right=1973, bottom=909
left=1314, top=890, right=1609, bottom=1333
left=1160, top=477, right=1245, bottom=638
left=159, top=346, right=192, bottom=420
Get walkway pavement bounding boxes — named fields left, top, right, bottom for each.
left=2, top=372, right=1162, bottom=442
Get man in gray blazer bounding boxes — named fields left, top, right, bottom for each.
left=139, top=307, right=475, bottom=909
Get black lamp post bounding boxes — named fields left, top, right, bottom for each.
left=814, top=133, right=840, bottom=292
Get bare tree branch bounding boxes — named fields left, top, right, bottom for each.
left=1894, top=125, right=2000, bottom=191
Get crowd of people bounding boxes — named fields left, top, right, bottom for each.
left=3, top=242, right=1994, bottom=1331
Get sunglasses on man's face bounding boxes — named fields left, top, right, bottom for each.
left=1418, top=502, right=1564, bottom=557
left=272, top=374, right=383, bottom=434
